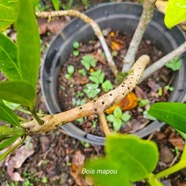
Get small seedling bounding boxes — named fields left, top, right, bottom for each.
left=89, top=69, right=105, bottom=84
left=60, top=85, right=66, bottom=91
left=65, top=65, right=75, bottom=79
left=102, top=80, right=113, bottom=92
left=112, top=51, right=118, bottom=57
left=78, top=69, right=87, bottom=76
left=165, top=57, right=182, bottom=71
left=76, top=118, right=84, bottom=122
left=72, top=98, right=86, bottom=106
left=165, top=85, right=174, bottom=91
left=81, top=55, right=97, bottom=70
left=158, top=87, right=163, bottom=96
left=84, top=83, right=101, bottom=98
left=73, top=41, right=80, bottom=56
left=138, top=99, right=150, bottom=107
left=81, top=141, right=90, bottom=148
left=106, top=106, right=131, bottom=131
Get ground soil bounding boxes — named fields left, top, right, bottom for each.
left=0, top=1, right=186, bottom=186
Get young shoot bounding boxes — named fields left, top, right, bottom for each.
left=65, top=65, right=75, bottom=79
left=106, top=106, right=131, bottom=131
left=165, top=57, right=182, bottom=71
left=81, top=55, right=97, bottom=70
left=83, top=83, right=101, bottom=98
left=102, top=80, right=113, bottom=92
left=73, top=41, right=80, bottom=56
left=89, top=69, right=105, bottom=84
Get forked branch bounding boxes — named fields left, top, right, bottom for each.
left=22, top=55, right=150, bottom=135
left=36, top=10, right=118, bottom=77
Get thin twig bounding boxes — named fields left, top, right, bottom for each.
left=99, top=112, right=111, bottom=136
left=139, top=41, right=186, bottom=83
left=22, top=55, right=150, bottom=134
left=36, top=10, right=118, bottom=77
left=122, top=0, right=156, bottom=73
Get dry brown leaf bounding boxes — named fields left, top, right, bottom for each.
left=155, top=0, right=168, bottom=14
left=70, top=150, right=90, bottom=186
left=168, top=133, right=185, bottom=151
left=7, top=138, right=34, bottom=182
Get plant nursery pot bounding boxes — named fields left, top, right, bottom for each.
left=41, top=2, right=186, bottom=145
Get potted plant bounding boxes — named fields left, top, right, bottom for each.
left=40, top=2, right=186, bottom=145
left=1, top=0, right=186, bottom=185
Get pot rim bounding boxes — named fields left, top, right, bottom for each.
left=41, top=2, right=186, bottom=145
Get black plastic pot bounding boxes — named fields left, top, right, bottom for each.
left=41, top=2, right=186, bottom=145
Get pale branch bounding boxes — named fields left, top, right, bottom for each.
left=22, top=55, right=150, bottom=135
left=122, top=0, right=156, bottom=73
left=139, top=41, right=186, bottom=83
left=36, top=10, right=118, bottom=77
left=99, top=113, right=111, bottom=136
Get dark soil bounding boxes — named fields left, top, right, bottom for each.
left=57, top=29, right=173, bottom=136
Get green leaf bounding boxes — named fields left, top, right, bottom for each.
left=121, top=113, right=131, bottom=122
left=81, top=59, right=90, bottom=70
left=73, top=41, right=80, bottom=49
left=139, top=99, right=150, bottom=107
left=113, top=118, right=122, bottom=131
left=148, top=102, right=186, bottom=133
left=165, top=0, right=186, bottom=28
left=0, top=100, right=20, bottom=126
left=99, top=73, right=105, bottom=84
left=52, top=0, right=60, bottom=10
left=0, top=81, right=35, bottom=106
left=0, top=135, right=19, bottom=151
left=106, top=114, right=115, bottom=122
left=0, top=0, right=18, bottom=31
left=85, top=134, right=158, bottom=185
left=0, top=136, right=25, bottom=162
left=89, top=76, right=99, bottom=84
left=165, top=57, right=182, bottom=71
left=0, top=125, right=24, bottom=141
left=102, top=80, right=113, bottom=92
left=67, top=65, right=75, bottom=74
left=0, top=33, right=21, bottom=80
left=15, top=0, right=40, bottom=93
left=114, top=106, right=122, bottom=118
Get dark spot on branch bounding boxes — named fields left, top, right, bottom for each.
left=102, top=101, right=105, bottom=105
left=94, top=108, right=97, bottom=112
left=110, top=93, right=112, bottom=96
left=80, top=107, right=83, bottom=110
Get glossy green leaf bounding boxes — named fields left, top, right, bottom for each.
left=0, top=135, right=19, bottom=151
left=165, top=0, right=186, bottom=28
left=0, top=100, right=19, bottom=126
left=148, top=102, right=186, bottom=133
left=15, top=0, right=40, bottom=92
left=0, top=33, right=21, bottom=80
left=0, top=81, right=35, bottom=106
left=85, top=134, right=158, bottom=186
left=0, top=125, right=24, bottom=141
left=0, top=0, right=18, bottom=31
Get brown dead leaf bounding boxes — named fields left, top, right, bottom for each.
left=168, top=133, right=184, bottom=151
left=7, top=138, right=34, bottom=182
left=70, top=150, right=90, bottom=186
left=110, top=39, right=124, bottom=51
left=155, top=0, right=168, bottom=14
left=38, top=18, right=66, bottom=35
